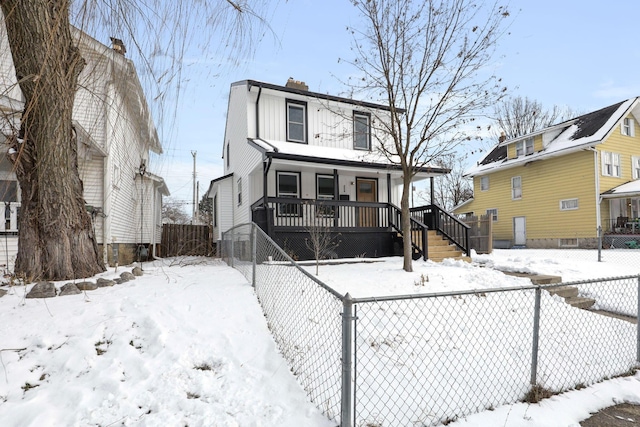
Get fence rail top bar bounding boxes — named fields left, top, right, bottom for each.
left=349, top=274, right=640, bottom=304
left=226, top=223, right=346, bottom=301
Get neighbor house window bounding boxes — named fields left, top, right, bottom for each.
left=0, top=180, right=17, bottom=203
left=480, top=176, right=489, bottom=191
left=316, top=174, right=335, bottom=217
left=633, top=156, right=640, bottom=179
left=237, top=178, right=242, bottom=206
left=277, top=171, right=301, bottom=216
left=602, top=151, right=621, bottom=177
left=515, top=138, right=534, bottom=157
left=560, top=198, right=579, bottom=211
left=354, top=112, right=371, bottom=150
left=486, top=208, right=498, bottom=222
left=511, top=176, right=522, bottom=199
left=287, top=100, right=307, bottom=143
left=622, top=118, right=635, bottom=137
left=226, top=143, right=230, bottom=168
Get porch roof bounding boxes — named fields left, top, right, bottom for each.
left=248, top=138, right=449, bottom=177
left=601, top=180, right=640, bottom=199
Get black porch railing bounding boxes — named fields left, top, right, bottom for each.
left=411, top=204, right=471, bottom=256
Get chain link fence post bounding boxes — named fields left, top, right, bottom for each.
left=251, top=224, right=257, bottom=288
left=341, top=293, right=354, bottom=427
left=637, top=277, right=640, bottom=363
left=230, top=229, right=235, bottom=268
left=597, top=226, right=602, bottom=262
left=530, top=287, right=542, bottom=385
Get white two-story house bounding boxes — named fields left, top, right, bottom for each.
left=0, top=18, right=169, bottom=270
left=208, top=78, right=471, bottom=261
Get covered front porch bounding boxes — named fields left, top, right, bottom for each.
left=601, top=181, right=640, bottom=248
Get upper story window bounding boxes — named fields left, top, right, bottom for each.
left=511, top=176, right=522, bottom=200
left=480, top=176, right=489, bottom=191
left=515, top=138, right=534, bottom=157
left=602, top=151, right=621, bottom=177
left=226, top=142, right=230, bottom=168
left=622, top=118, right=635, bottom=137
left=287, top=100, right=307, bottom=143
left=353, top=112, right=371, bottom=150
left=633, top=156, right=640, bottom=179
left=237, top=178, right=242, bottom=206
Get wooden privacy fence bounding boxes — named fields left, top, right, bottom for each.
left=463, top=214, right=493, bottom=254
left=161, top=224, right=212, bottom=257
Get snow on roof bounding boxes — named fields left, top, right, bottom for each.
left=249, top=138, right=449, bottom=175
left=466, top=98, right=638, bottom=177
left=601, top=179, right=640, bottom=198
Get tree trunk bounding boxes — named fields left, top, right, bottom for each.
left=401, top=172, right=413, bottom=272
left=1, top=0, right=105, bottom=280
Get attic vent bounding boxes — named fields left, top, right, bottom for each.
left=285, top=77, right=308, bottom=91
left=110, top=37, right=126, bottom=55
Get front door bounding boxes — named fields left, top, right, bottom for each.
left=356, top=178, right=377, bottom=227
left=514, top=216, right=526, bottom=246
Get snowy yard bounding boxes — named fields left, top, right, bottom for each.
left=1, top=250, right=640, bottom=426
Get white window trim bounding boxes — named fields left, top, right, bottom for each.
left=486, top=208, right=498, bottom=222
left=511, top=176, right=522, bottom=200
left=559, top=198, right=579, bottom=211
left=480, top=176, right=489, bottom=191
left=622, top=118, right=636, bottom=137
left=633, top=156, right=640, bottom=180
left=602, top=151, right=621, bottom=177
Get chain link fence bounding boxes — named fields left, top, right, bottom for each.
left=221, top=224, right=345, bottom=422
left=222, top=223, right=640, bottom=427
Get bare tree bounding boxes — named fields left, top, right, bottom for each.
left=424, top=155, right=473, bottom=211
left=0, top=0, right=271, bottom=280
left=344, top=0, right=510, bottom=272
left=493, top=95, right=579, bottom=139
left=304, top=204, right=340, bottom=276
left=162, top=198, right=191, bottom=224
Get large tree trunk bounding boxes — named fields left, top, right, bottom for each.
left=1, top=0, right=105, bottom=281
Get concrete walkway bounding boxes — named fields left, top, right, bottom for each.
left=581, top=404, right=640, bottom=426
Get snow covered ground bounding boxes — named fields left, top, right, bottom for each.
left=0, top=250, right=639, bottom=426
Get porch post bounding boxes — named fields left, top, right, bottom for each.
left=334, top=169, right=339, bottom=228
left=430, top=176, right=435, bottom=205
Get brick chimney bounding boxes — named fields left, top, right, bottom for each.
left=498, top=131, right=507, bottom=143
left=110, top=37, right=126, bottom=56
left=285, top=77, right=308, bottom=91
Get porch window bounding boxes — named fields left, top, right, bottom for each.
left=622, top=118, right=635, bottom=137
left=602, top=151, right=621, bottom=177
left=316, top=174, right=335, bottom=217
left=354, top=112, right=371, bottom=150
left=511, top=176, right=522, bottom=200
left=486, top=208, right=498, bottom=222
left=277, top=171, right=301, bottom=216
left=633, top=156, right=640, bottom=179
left=287, top=100, right=307, bottom=143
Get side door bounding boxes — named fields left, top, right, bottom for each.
left=513, top=216, right=526, bottom=246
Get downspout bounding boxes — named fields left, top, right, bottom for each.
left=102, top=76, right=114, bottom=266
left=589, top=148, right=602, bottom=230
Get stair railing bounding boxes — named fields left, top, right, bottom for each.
left=390, top=203, right=428, bottom=260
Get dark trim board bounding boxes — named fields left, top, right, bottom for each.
left=272, top=230, right=400, bottom=261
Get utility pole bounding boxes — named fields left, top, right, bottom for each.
left=191, top=151, right=197, bottom=223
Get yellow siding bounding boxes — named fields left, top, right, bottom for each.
left=457, top=150, right=597, bottom=240
left=507, top=143, right=516, bottom=159
left=533, top=135, right=543, bottom=152
left=598, top=115, right=640, bottom=193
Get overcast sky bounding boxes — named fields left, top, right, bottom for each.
left=150, top=0, right=640, bottom=209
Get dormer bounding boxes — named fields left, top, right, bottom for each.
left=506, top=135, right=542, bottom=159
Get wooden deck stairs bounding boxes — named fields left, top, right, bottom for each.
left=402, top=229, right=470, bottom=263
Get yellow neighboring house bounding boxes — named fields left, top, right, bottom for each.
left=454, top=98, right=640, bottom=249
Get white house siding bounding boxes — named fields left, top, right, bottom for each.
left=78, top=153, right=105, bottom=242
left=226, top=84, right=260, bottom=226
left=0, top=20, right=22, bottom=106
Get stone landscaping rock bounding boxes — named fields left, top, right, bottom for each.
left=132, top=267, right=143, bottom=276
left=120, top=272, right=135, bottom=282
left=75, top=281, right=98, bottom=291
left=0, top=289, right=7, bottom=298
left=96, top=278, right=115, bottom=287
left=26, top=282, right=57, bottom=299
left=59, top=283, right=81, bottom=296
left=113, top=278, right=123, bottom=285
